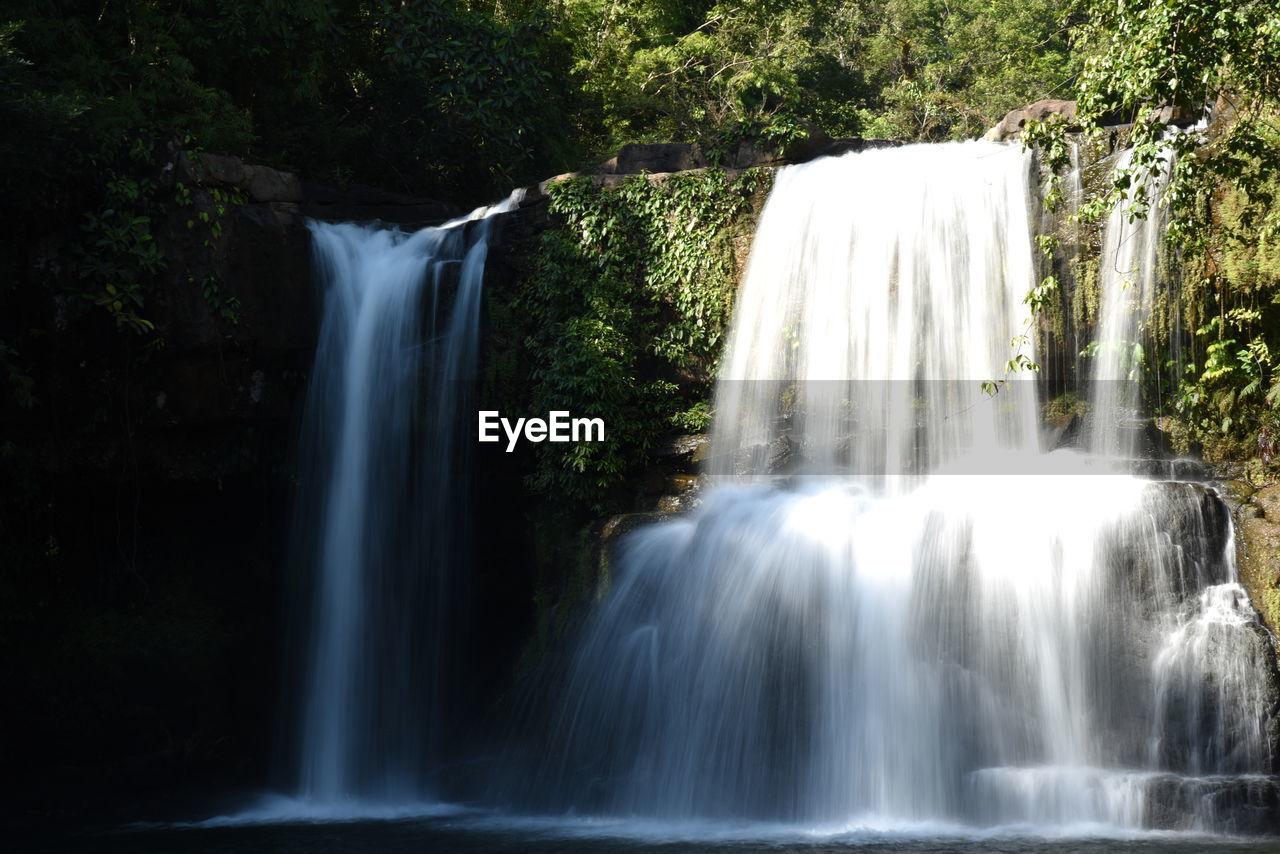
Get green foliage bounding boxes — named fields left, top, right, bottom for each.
left=76, top=162, right=167, bottom=336
left=0, top=339, right=34, bottom=409
left=1, top=1, right=578, bottom=203
left=200, top=276, right=243, bottom=328
left=1, top=0, right=1085, bottom=206
left=857, top=0, right=1078, bottom=140
left=556, top=0, right=1075, bottom=150
left=0, top=21, right=89, bottom=209
left=6, top=2, right=255, bottom=151
left=1030, top=0, right=1280, bottom=241
left=69, top=137, right=249, bottom=341
left=702, top=113, right=812, bottom=166
left=1161, top=167, right=1280, bottom=459
left=520, top=169, right=761, bottom=510
left=1043, top=391, right=1087, bottom=425
left=1019, top=0, right=1280, bottom=466
left=367, top=0, right=577, bottom=197
left=552, top=1, right=844, bottom=145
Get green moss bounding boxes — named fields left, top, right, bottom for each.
left=1236, top=512, right=1280, bottom=640
left=1043, top=391, right=1087, bottom=426
left=1157, top=154, right=1280, bottom=467
left=1070, top=254, right=1101, bottom=331
left=1218, top=182, right=1280, bottom=293
left=517, top=168, right=764, bottom=513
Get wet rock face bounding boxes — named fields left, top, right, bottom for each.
left=156, top=200, right=313, bottom=355
left=1212, top=480, right=1280, bottom=774
left=1145, top=774, right=1280, bottom=833
left=985, top=98, right=1204, bottom=143
left=1142, top=482, right=1232, bottom=590
left=601, top=142, right=709, bottom=174
left=143, top=145, right=473, bottom=429
left=4, top=145, right=326, bottom=817
left=1235, top=486, right=1280, bottom=641
left=176, top=151, right=303, bottom=203
left=143, top=159, right=319, bottom=430
left=1254, top=484, right=1280, bottom=524
left=178, top=151, right=463, bottom=226
left=590, top=137, right=903, bottom=180
left=297, top=180, right=462, bottom=225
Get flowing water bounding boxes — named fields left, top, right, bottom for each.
left=710, top=143, right=1038, bottom=479
left=107, top=141, right=1280, bottom=852
left=22, top=811, right=1280, bottom=854
left=1087, top=147, right=1173, bottom=458
left=290, top=194, right=519, bottom=804
left=516, top=142, right=1280, bottom=833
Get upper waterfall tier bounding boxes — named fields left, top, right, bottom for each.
left=711, top=141, right=1040, bottom=479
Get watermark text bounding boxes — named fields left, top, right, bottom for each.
left=478, top=410, right=605, bottom=452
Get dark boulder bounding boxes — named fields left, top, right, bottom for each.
left=984, top=99, right=1079, bottom=141
left=175, top=151, right=303, bottom=203
left=601, top=143, right=708, bottom=174
left=298, top=180, right=463, bottom=225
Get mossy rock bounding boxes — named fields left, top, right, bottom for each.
left=1221, top=478, right=1258, bottom=504
left=1236, top=513, right=1280, bottom=641
left=1254, top=484, right=1280, bottom=525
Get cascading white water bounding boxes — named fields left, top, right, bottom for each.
left=523, top=142, right=1277, bottom=831
left=293, top=193, right=519, bottom=803
left=711, top=143, right=1039, bottom=479
left=1087, top=146, right=1172, bottom=458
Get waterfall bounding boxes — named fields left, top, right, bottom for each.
left=290, top=193, right=518, bottom=804
left=709, top=142, right=1039, bottom=480
left=1087, top=147, right=1173, bottom=458
left=520, top=142, right=1278, bottom=831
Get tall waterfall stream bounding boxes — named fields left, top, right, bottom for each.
left=289, top=193, right=520, bottom=804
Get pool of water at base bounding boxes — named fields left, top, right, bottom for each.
left=14, top=810, right=1280, bottom=854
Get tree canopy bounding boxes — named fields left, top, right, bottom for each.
left=0, top=0, right=1089, bottom=207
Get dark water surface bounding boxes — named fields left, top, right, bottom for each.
left=15, top=810, right=1280, bottom=854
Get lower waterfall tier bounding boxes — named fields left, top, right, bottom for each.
left=511, top=471, right=1280, bottom=832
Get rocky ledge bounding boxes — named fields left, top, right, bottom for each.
left=1227, top=481, right=1280, bottom=645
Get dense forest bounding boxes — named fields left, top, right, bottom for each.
left=0, top=0, right=1080, bottom=205
left=4, top=0, right=1280, bottom=476
left=4, top=0, right=1280, bottom=835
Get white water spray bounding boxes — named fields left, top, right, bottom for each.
left=711, top=142, right=1039, bottom=479
left=1087, top=147, right=1173, bottom=458
left=293, top=193, right=519, bottom=803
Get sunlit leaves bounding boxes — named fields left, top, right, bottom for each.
left=519, top=169, right=760, bottom=510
